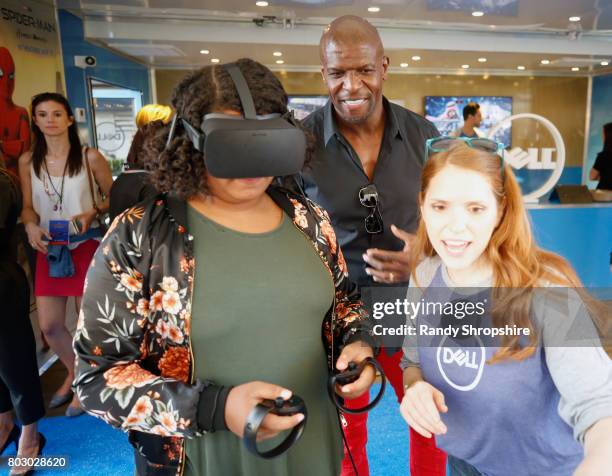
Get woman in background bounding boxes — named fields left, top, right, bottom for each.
left=18, top=92, right=113, bottom=416
left=108, top=104, right=171, bottom=222
left=0, top=155, right=46, bottom=475
left=590, top=122, right=612, bottom=190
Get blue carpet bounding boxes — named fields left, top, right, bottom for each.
left=367, top=383, right=410, bottom=476
left=1, top=416, right=132, bottom=476
left=1, top=384, right=412, bottom=475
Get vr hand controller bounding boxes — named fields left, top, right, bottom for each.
left=327, top=357, right=386, bottom=414
left=243, top=395, right=307, bottom=459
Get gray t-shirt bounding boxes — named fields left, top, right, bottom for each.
left=401, top=257, right=612, bottom=475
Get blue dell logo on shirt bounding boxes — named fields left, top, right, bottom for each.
left=436, top=336, right=486, bottom=392
left=441, top=348, right=480, bottom=369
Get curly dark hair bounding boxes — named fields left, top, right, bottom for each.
left=144, top=58, right=313, bottom=198
left=125, top=121, right=163, bottom=170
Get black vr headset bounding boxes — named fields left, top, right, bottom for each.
left=166, top=63, right=306, bottom=178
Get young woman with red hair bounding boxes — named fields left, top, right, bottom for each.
left=400, top=138, right=612, bottom=475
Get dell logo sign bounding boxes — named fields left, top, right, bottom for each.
left=488, top=113, right=566, bottom=203
left=96, top=121, right=126, bottom=154
left=504, top=147, right=557, bottom=170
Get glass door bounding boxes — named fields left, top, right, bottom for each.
left=88, top=78, right=143, bottom=175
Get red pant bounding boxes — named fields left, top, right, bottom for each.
left=340, top=350, right=447, bottom=476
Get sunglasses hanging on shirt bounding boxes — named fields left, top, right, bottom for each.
left=358, top=183, right=383, bottom=234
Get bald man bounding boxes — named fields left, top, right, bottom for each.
left=299, top=16, right=446, bottom=476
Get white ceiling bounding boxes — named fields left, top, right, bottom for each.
left=59, top=0, right=612, bottom=75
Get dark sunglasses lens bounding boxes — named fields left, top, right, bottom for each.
left=430, top=138, right=458, bottom=150
left=471, top=139, right=498, bottom=153
left=359, top=186, right=378, bottom=207
left=365, top=211, right=383, bottom=234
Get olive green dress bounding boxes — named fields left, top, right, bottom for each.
left=184, top=205, right=343, bottom=476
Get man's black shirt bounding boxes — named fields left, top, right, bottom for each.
left=593, top=150, right=612, bottom=190
left=300, top=98, right=439, bottom=286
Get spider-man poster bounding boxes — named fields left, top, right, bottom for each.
left=1, top=0, right=65, bottom=301
left=0, top=0, right=65, bottom=178
left=0, top=47, right=30, bottom=179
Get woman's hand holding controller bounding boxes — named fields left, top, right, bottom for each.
left=225, top=381, right=304, bottom=441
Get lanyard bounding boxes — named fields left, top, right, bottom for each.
left=43, top=158, right=69, bottom=212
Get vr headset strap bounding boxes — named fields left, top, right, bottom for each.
left=225, top=63, right=257, bottom=120
left=165, top=114, right=179, bottom=148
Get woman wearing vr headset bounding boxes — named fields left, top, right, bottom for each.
left=399, top=138, right=612, bottom=475
left=74, top=58, right=377, bottom=476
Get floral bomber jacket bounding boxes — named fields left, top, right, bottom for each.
left=73, top=186, right=375, bottom=475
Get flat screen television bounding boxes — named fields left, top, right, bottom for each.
left=288, top=95, right=328, bottom=121
left=424, top=96, right=513, bottom=146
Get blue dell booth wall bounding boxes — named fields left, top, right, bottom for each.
left=57, top=9, right=151, bottom=147
left=528, top=206, right=612, bottom=293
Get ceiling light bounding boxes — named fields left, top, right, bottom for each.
left=461, top=64, right=470, bottom=69
left=276, top=59, right=284, bottom=64
left=601, top=61, right=609, bottom=66
left=211, top=58, right=220, bottom=63
left=540, top=59, right=550, bottom=65
left=517, top=65, right=525, bottom=70
left=472, top=11, right=484, bottom=17
left=571, top=67, right=580, bottom=71
left=256, top=1, right=269, bottom=6
left=199, top=49, right=210, bottom=55
left=368, top=6, right=380, bottom=13
left=478, top=57, right=487, bottom=63
left=400, top=63, right=408, bottom=68
left=412, top=55, right=421, bottom=61
left=273, top=51, right=282, bottom=57
left=569, top=16, right=581, bottom=22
